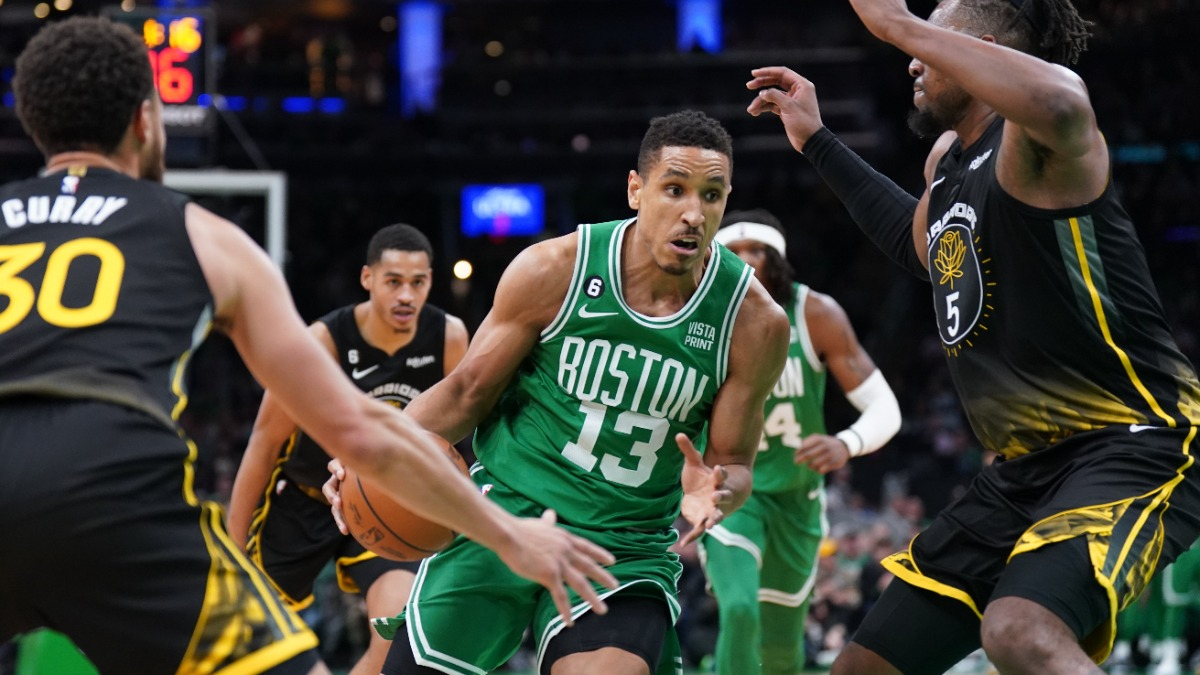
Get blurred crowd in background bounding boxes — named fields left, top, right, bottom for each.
left=1, top=0, right=1196, bottom=670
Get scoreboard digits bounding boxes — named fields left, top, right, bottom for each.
left=143, top=16, right=203, bottom=105
left=108, top=8, right=213, bottom=135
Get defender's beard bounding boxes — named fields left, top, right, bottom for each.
left=907, top=108, right=946, bottom=140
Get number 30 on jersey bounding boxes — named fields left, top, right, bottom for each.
left=0, top=238, right=125, bottom=334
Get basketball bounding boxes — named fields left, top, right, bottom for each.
left=341, top=433, right=471, bottom=562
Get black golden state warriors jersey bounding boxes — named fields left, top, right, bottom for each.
left=0, top=167, right=211, bottom=428
left=280, top=303, right=447, bottom=486
left=924, top=117, right=1200, bottom=457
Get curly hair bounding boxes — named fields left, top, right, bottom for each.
left=637, top=110, right=733, bottom=176
left=950, top=0, right=1093, bottom=65
left=14, top=17, right=155, bottom=156
left=719, top=208, right=796, bottom=306
left=366, top=223, right=434, bottom=266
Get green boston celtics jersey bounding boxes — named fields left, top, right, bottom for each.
left=475, top=218, right=756, bottom=532
left=753, top=283, right=828, bottom=494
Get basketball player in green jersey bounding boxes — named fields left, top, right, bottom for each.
left=228, top=223, right=469, bottom=675
left=0, top=16, right=613, bottom=675
left=325, top=110, right=791, bottom=675
left=748, top=0, right=1200, bottom=673
left=703, top=208, right=901, bottom=675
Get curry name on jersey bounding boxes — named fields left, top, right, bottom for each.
left=0, top=166, right=211, bottom=429
left=925, top=117, right=1200, bottom=457
left=475, top=219, right=756, bottom=531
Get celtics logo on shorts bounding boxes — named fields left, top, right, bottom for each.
left=928, top=202, right=990, bottom=356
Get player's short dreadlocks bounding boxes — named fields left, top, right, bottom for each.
left=951, top=0, right=1093, bottom=65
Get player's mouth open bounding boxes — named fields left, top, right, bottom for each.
left=671, top=238, right=700, bottom=254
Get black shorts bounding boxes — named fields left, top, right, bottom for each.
left=854, top=536, right=1108, bottom=675
left=877, top=424, right=1200, bottom=664
left=0, top=399, right=320, bottom=674
left=247, top=473, right=419, bottom=608
left=540, top=594, right=670, bottom=675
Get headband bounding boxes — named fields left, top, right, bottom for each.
left=713, top=221, right=787, bottom=255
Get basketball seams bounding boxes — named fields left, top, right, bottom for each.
left=351, top=474, right=444, bottom=556
left=343, top=438, right=469, bottom=561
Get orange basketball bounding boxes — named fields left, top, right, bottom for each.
left=341, top=433, right=471, bottom=562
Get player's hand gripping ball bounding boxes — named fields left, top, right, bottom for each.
left=340, top=434, right=471, bottom=561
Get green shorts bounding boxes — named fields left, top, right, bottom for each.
left=700, top=486, right=825, bottom=604
left=375, top=474, right=684, bottom=674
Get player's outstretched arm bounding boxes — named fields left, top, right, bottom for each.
left=679, top=279, right=789, bottom=545
left=747, top=66, right=928, bottom=276
left=793, top=292, right=900, bottom=474
left=186, top=206, right=615, bottom=623
left=226, top=320, right=337, bottom=548
left=846, top=0, right=1107, bottom=208
left=847, top=0, right=1097, bottom=159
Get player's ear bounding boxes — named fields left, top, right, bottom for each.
left=627, top=170, right=642, bottom=210
left=131, top=99, right=152, bottom=145
left=360, top=265, right=372, bottom=291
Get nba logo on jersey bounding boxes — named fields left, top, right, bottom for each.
left=61, top=176, right=79, bottom=194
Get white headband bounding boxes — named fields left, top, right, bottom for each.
left=713, top=221, right=787, bottom=255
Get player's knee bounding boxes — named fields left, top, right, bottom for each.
left=830, top=642, right=890, bottom=674
left=980, top=600, right=1052, bottom=667
left=717, top=595, right=759, bottom=633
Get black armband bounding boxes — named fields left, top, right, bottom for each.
left=802, top=127, right=927, bottom=280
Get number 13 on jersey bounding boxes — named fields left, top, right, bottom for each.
left=560, top=400, right=669, bottom=488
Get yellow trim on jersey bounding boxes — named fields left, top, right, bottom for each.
left=1006, top=426, right=1197, bottom=664
left=172, top=313, right=213, bottom=514
left=209, top=632, right=318, bottom=675
left=181, top=437, right=201, bottom=507
left=1011, top=428, right=1195, bottom=567
left=170, top=311, right=213, bottom=421
left=1068, top=217, right=1175, bottom=427
left=179, top=505, right=231, bottom=674
left=1110, top=493, right=1169, bottom=590
left=245, top=468, right=316, bottom=611
left=179, top=504, right=313, bottom=674
left=1086, top=564, right=1121, bottom=664
left=335, top=550, right=381, bottom=595
left=880, top=544, right=983, bottom=619
left=216, top=503, right=296, bottom=643
left=244, top=474, right=278, bottom=556
left=169, top=350, right=193, bottom=420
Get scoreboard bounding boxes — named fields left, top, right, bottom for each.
left=108, top=7, right=214, bottom=138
